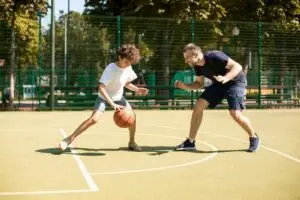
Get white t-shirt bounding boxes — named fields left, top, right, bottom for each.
left=98, top=62, right=137, bottom=101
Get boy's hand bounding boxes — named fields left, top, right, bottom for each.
left=112, top=103, right=124, bottom=111
left=174, top=80, right=185, bottom=89
left=137, top=88, right=149, bottom=96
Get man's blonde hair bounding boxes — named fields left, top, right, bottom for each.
left=183, top=43, right=202, bottom=56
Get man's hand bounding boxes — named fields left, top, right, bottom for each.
left=136, top=88, right=149, bottom=96
left=213, top=75, right=229, bottom=84
left=174, top=80, right=186, bottom=89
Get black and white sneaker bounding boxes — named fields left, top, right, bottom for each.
left=175, top=138, right=196, bottom=151
left=248, top=134, right=260, bottom=152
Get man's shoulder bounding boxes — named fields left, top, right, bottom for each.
left=205, top=50, right=227, bottom=57
left=204, top=50, right=229, bottom=62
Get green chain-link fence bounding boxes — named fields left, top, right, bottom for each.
left=1, top=15, right=300, bottom=110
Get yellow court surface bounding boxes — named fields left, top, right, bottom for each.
left=0, top=109, right=299, bottom=200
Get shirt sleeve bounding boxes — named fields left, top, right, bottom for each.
left=194, top=66, right=203, bottom=76
left=210, top=51, right=229, bottom=68
left=99, top=66, right=112, bottom=86
left=127, top=67, right=137, bottom=83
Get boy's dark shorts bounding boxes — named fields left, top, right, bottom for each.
left=200, top=83, right=245, bottom=110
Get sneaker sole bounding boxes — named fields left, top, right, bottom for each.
left=128, top=147, right=142, bottom=151
left=175, top=147, right=196, bottom=151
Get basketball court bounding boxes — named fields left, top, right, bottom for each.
left=0, top=110, right=299, bottom=200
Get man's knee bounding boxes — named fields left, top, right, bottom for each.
left=229, top=110, right=242, bottom=120
left=194, top=99, right=209, bottom=111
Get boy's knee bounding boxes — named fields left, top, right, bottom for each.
left=89, top=117, right=100, bottom=124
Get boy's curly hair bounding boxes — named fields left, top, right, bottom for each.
left=117, top=44, right=141, bottom=64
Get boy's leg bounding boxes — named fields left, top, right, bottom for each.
left=59, top=97, right=106, bottom=151
left=69, top=110, right=103, bottom=143
left=59, top=110, right=103, bottom=151
left=128, top=116, right=142, bottom=151
left=128, top=113, right=136, bottom=143
left=116, top=97, right=141, bottom=151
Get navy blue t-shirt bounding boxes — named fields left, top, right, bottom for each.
left=194, top=51, right=246, bottom=86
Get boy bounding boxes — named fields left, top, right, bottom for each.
left=59, top=44, right=149, bottom=151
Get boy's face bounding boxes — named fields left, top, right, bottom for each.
left=118, top=57, right=133, bottom=68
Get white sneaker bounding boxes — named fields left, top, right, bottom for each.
left=59, top=138, right=70, bottom=151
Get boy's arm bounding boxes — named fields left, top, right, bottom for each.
left=98, top=83, right=117, bottom=109
left=125, top=82, right=149, bottom=95
left=125, top=82, right=139, bottom=92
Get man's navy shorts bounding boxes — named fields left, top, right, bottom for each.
left=200, top=83, right=245, bottom=110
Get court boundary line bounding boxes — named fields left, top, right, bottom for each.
left=60, top=128, right=99, bottom=191
left=150, top=125, right=300, bottom=164
left=90, top=133, right=218, bottom=175
left=0, top=189, right=94, bottom=196
left=0, top=129, right=99, bottom=196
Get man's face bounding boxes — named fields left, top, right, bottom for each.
left=183, top=51, right=199, bottom=67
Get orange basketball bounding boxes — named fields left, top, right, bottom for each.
left=113, top=108, right=135, bottom=128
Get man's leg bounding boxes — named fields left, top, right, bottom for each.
left=59, top=110, right=103, bottom=151
left=175, top=98, right=209, bottom=151
left=229, top=109, right=260, bottom=152
left=188, top=98, right=209, bottom=141
left=227, top=88, right=260, bottom=152
left=229, top=110, right=256, bottom=137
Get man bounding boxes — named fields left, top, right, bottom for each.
left=174, top=43, right=259, bottom=152
left=59, top=44, right=148, bottom=152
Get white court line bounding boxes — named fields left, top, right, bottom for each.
left=150, top=124, right=300, bottom=164
left=0, top=189, right=93, bottom=196
left=90, top=133, right=218, bottom=175
left=60, top=129, right=99, bottom=191
left=0, top=130, right=99, bottom=196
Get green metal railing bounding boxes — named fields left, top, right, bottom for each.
left=0, top=15, right=299, bottom=110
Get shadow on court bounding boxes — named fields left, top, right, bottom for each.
left=193, top=149, right=248, bottom=153
left=36, top=146, right=248, bottom=156
left=35, top=147, right=106, bottom=156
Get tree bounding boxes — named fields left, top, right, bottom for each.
left=84, top=0, right=226, bottom=103
left=43, top=12, right=111, bottom=91
left=0, top=0, right=48, bottom=108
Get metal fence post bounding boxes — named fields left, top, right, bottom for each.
left=191, top=18, right=195, bottom=109
left=117, top=16, right=121, bottom=48
left=258, top=21, right=262, bottom=108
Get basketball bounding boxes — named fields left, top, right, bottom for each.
left=113, top=108, right=135, bottom=128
